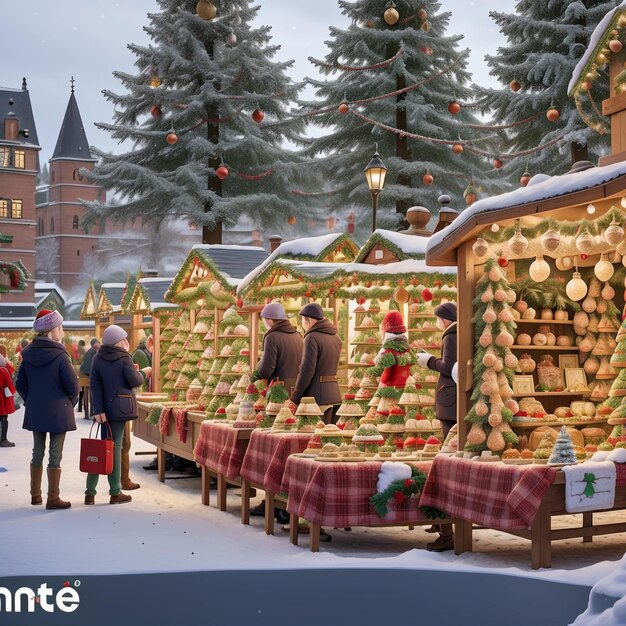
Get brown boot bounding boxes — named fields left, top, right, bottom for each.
left=110, top=493, right=132, bottom=504
left=46, top=467, right=71, bottom=509
left=84, top=495, right=95, bottom=505
left=30, top=464, right=43, bottom=505
left=120, top=426, right=139, bottom=490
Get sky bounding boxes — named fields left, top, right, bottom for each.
left=0, top=0, right=516, bottom=164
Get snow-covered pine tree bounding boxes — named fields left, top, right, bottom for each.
left=547, top=425, right=576, bottom=464
left=474, top=0, right=616, bottom=183
left=301, top=0, right=490, bottom=231
left=82, top=0, right=316, bottom=242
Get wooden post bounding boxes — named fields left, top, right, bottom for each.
left=153, top=314, right=161, bottom=392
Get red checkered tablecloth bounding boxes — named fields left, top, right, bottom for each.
left=419, top=455, right=557, bottom=530
left=280, top=456, right=433, bottom=528
left=240, top=429, right=310, bottom=491
left=617, top=463, right=626, bottom=486
left=193, top=421, right=249, bottom=480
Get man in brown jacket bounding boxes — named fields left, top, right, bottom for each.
left=291, top=303, right=342, bottom=424
left=251, top=302, right=303, bottom=392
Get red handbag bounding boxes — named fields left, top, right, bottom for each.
left=79, top=422, right=114, bottom=475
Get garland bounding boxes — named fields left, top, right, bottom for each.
left=237, top=169, right=273, bottom=181
left=574, top=90, right=609, bottom=136
left=463, top=134, right=566, bottom=160
left=355, top=232, right=426, bottom=262
left=0, top=262, right=26, bottom=291
left=369, top=466, right=447, bottom=518
left=291, top=189, right=337, bottom=196
left=309, top=47, right=405, bottom=73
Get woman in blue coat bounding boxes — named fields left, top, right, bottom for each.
left=85, top=325, right=151, bottom=505
left=16, top=309, right=79, bottom=509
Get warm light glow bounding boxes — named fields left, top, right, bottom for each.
left=587, top=203, right=596, bottom=214
left=621, top=196, right=626, bottom=209
left=364, top=147, right=387, bottom=192
left=491, top=224, right=500, bottom=233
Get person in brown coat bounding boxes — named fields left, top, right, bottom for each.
left=291, top=303, right=342, bottom=424
left=251, top=302, right=303, bottom=393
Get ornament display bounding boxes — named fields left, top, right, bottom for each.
left=541, top=228, right=560, bottom=252
left=520, top=171, right=531, bottom=187
left=383, top=5, right=399, bottom=25
left=252, top=109, right=265, bottom=123
left=448, top=101, right=461, bottom=115
left=546, top=108, right=560, bottom=122
left=338, top=102, right=349, bottom=114
left=196, top=0, right=217, bottom=20
left=510, top=80, right=521, bottom=92
left=216, top=165, right=229, bottom=180
left=594, top=253, right=615, bottom=282
left=529, top=255, right=550, bottom=282
left=472, top=238, right=489, bottom=258
left=452, top=143, right=464, bottom=155
left=166, top=132, right=178, bottom=145
left=150, top=105, right=162, bottom=118
left=605, top=220, right=625, bottom=246
left=566, top=272, right=588, bottom=301
left=422, top=173, right=433, bottom=186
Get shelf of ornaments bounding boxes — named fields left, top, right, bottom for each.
left=515, top=319, right=575, bottom=326
left=510, top=345, right=581, bottom=351
left=512, top=392, right=590, bottom=397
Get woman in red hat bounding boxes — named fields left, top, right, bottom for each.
left=369, top=310, right=415, bottom=388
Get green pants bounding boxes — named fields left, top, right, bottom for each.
left=85, top=421, right=125, bottom=497
left=32, top=432, right=66, bottom=468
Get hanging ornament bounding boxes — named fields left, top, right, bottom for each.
left=421, top=288, right=433, bottom=302
left=580, top=253, right=589, bottom=261
left=566, top=272, right=588, bottom=301
left=366, top=19, right=375, bottom=28
left=605, top=220, right=625, bottom=246
left=227, top=33, right=238, bottom=45
left=491, top=224, right=500, bottom=233
left=541, top=228, right=561, bottom=252
left=529, top=255, right=550, bottom=282
left=287, top=215, right=296, bottom=225
left=596, top=51, right=608, bottom=66
left=546, top=108, right=560, bottom=122
left=419, top=46, right=433, bottom=56
left=510, top=80, right=521, bottom=92
left=610, top=39, right=623, bottom=53
left=452, top=143, right=464, bottom=155
left=417, top=8, right=428, bottom=21
left=383, top=3, right=399, bottom=25
left=150, top=105, right=162, bottom=118
left=149, top=75, right=162, bottom=88
left=166, top=132, right=178, bottom=145
left=520, top=171, right=531, bottom=187
left=196, top=0, right=217, bottom=20
left=216, top=165, right=229, bottom=180
left=509, top=224, right=529, bottom=256
left=493, top=159, right=503, bottom=169
left=421, top=20, right=431, bottom=32
left=497, top=256, right=509, bottom=268
left=394, top=287, right=410, bottom=304
left=595, top=253, right=615, bottom=282
left=556, top=256, right=573, bottom=270
left=252, top=109, right=265, bottom=123
left=422, top=172, right=433, bottom=186
left=448, top=101, right=461, bottom=115
left=338, top=102, right=349, bottom=114
left=576, top=230, right=594, bottom=256
left=472, top=238, right=489, bottom=258
left=463, top=183, right=477, bottom=205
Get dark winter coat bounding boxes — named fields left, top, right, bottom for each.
left=132, top=345, right=152, bottom=369
left=0, top=366, right=16, bottom=415
left=90, top=345, right=145, bottom=422
left=252, top=320, right=303, bottom=392
left=291, top=318, right=342, bottom=406
left=16, top=337, right=79, bottom=433
left=79, top=346, right=98, bottom=376
left=427, top=322, right=457, bottom=424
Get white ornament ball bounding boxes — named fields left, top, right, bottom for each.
left=594, top=254, right=615, bottom=282
left=529, top=256, right=550, bottom=282
left=541, top=228, right=561, bottom=252
left=566, top=272, right=588, bottom=301
left=604, top=220, right=624, bottom=246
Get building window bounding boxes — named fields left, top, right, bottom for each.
left=73, top=168, right=83, bottom=182
left=72, top=215, right=79, bottom=229
left=50, top=217, right=54, bottom=234
left=39, top=218, right=44, bottom=235
left=76, top=249, right=80, bottom=256
left=0, top=148, right=9, bottom=168
left=13, top=150, right=25, bottom=169
left=0, top=200, right=8, bottom=218
left=11, top=200, right=22, bottom=219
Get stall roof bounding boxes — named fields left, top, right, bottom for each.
left=355, top=229, right=428, bottom=262
left=128, top=277, right=177, bottom=314
left=568, top=0, right=626, bottom=96
left=190, top=244, right=268, bottom=281
left=426, top=161, right=626, bottom=266
left=80, top=283, right=98, bottom=320
left=96, top=283, right=126, bottom=317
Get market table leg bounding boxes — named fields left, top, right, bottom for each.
left=201, top=466, right=211, bottom=506
left=289, top=512, right=298, bottom=546
left=217, top=474, right=227, bottom=511
left=453, top=518, right=472, bottom=555
left=265, top=491, right=276, bottom=535
left=310, top=523, right=321, bottom=552
left=530, top=505, right=551, bottom=570
left=582, top=512, right=593, bottom=543
left=241, top=478, right=251, bottom=525
left=157, top=448, right=166, bottom=483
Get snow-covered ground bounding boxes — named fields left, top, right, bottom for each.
left=1, top=406, right=626, bottom=625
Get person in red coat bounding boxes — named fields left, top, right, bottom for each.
left=369, top=310, right=415, bottom=388
left=0, top=354, right=16, bottom=447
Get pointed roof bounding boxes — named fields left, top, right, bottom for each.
left=0, top=79, right=40, bottom=146
left=51, top=85, right=95, bottom=162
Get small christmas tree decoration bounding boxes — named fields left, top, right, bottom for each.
left=166, top=132, right=178, bottom=145
left=149, top=74, right=162, bottom=88
left=520, top=171, right=531, bottom=187
left=216, top=165, right=229, bottom=180
left=196, top=0, right=217, bottom=20
left=252, top=108, right=265, bottom=123
left=352, top=423, right=384, bottom=453
left=497, top=256, right=509, bottom=268
left=150, top=105, right=162, bottom=117
left=422, top=172, right=433, bottom=185
left=421, top=20, right=431, bottom=32
left=510, top=79, right=521, bottom=92
left=548, top=426, right=576, bottom=465
left=338, top=102, right=349, bottom=113
left=452, top=143, right=464, bottom=155
left=576, top=230, right=594, bottom=255
left=595, top=253, right=615, bottom=282
left=448, top=100, right=461, bottom=115
left=383, top=3, right=400, bottom=25
left=546, top=108, right=560, bottom=122
left=227, top=33, right=237, bottom=45
left=295, top=396, right=324, bottom=432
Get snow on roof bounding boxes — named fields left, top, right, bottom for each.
left=427, top=160, right=626, bottom=254
left=356, top=229, right=429, bottom=262
left=34, top=282, right=66, bottom=302
left=568, top=1, right=626, bottom=95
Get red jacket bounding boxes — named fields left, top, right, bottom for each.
left=380, top=350, right=412, bottom=388
left=0, top=366, right=16, bottom=415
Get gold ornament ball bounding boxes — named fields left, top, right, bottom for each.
left=166, top=132, right=178, bottom=145
left=393, top=287, right=410, bottom=304
left=196, top=0, right=217, bottom=20
left=417, top=8, right=428, bottom=21
left=610, top=39, right=623, bottom=53
left=509, top=230, right=529, bottom=256
left=546, top=108, right=560, bottom=122
left=510, top=79, right=521, bottom=92
left=384, top=7, right=399, bottom=25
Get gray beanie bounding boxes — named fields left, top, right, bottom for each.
left=260, top=302, right=287, bottom=320
left=102, top=324, right=128, bottom=346
left=299, top=303, right=324, bottom=320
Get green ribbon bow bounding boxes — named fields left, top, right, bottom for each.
left=583, top=473, right=596, bottom=498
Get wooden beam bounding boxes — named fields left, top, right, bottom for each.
left=602, top=91, right=626, bottom=116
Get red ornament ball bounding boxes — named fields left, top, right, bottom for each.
left=609, top=39, right=623, bottom=53
left=493, top=158, right=503, bottom=169
left=422, top=173, right=433, bottom=186
left=417, top=8, right=428, bottom=21
left=166, top=132, right=178, bottom=145
left=448, top=101, right=461, bottom=115
left=252, top=109, right=265, bottom=123
left=452, top=143, right=463, bottom=155
left=287, top=215, right=296, bottom=225
left=236, top=298, right=244, bottom=308
left=357, top=296, right=367, bottom=305
left=216, top=165, right=229, bottom=180
left=497, top=256, right=509, bottom=268
left=546, top=108, right=560, bottom=122
left=150, top=105, right=162, bottom=118
left=520, top=171, right=531, bottom=187
left=510, top=80, right=521, bottom=92
left=421, top=288, right=433, bottom=302
left=338, top=102, right=349, bottom=114
left=580, top=253, right=589, bottom=261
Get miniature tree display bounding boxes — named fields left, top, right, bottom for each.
left=352, top=423, right=384, bottom=454
left=335, top=393, right=364, bottom=432
left=465, top=258, right=519, bottom=453
left=294, top=396, right=324, bottom=432
left=533, top=431, right=555, bottom=461
left=547, top=426, right=577, bottom=465
left=259, top=381, right=290, bottom=428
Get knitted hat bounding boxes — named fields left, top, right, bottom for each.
left=434, top=302, right=457, bottom=322
left=33, top=309, right=64, bottom=333
left=260, top=302, right=287, bottom=320
left=299, top=303, right=324, bottom=320
left=381, top=310, right=406, bottom=334
left=102, top=324, right=128, bottom=346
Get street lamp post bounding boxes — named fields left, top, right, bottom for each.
left=364, top=144, right=387, bottom=232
